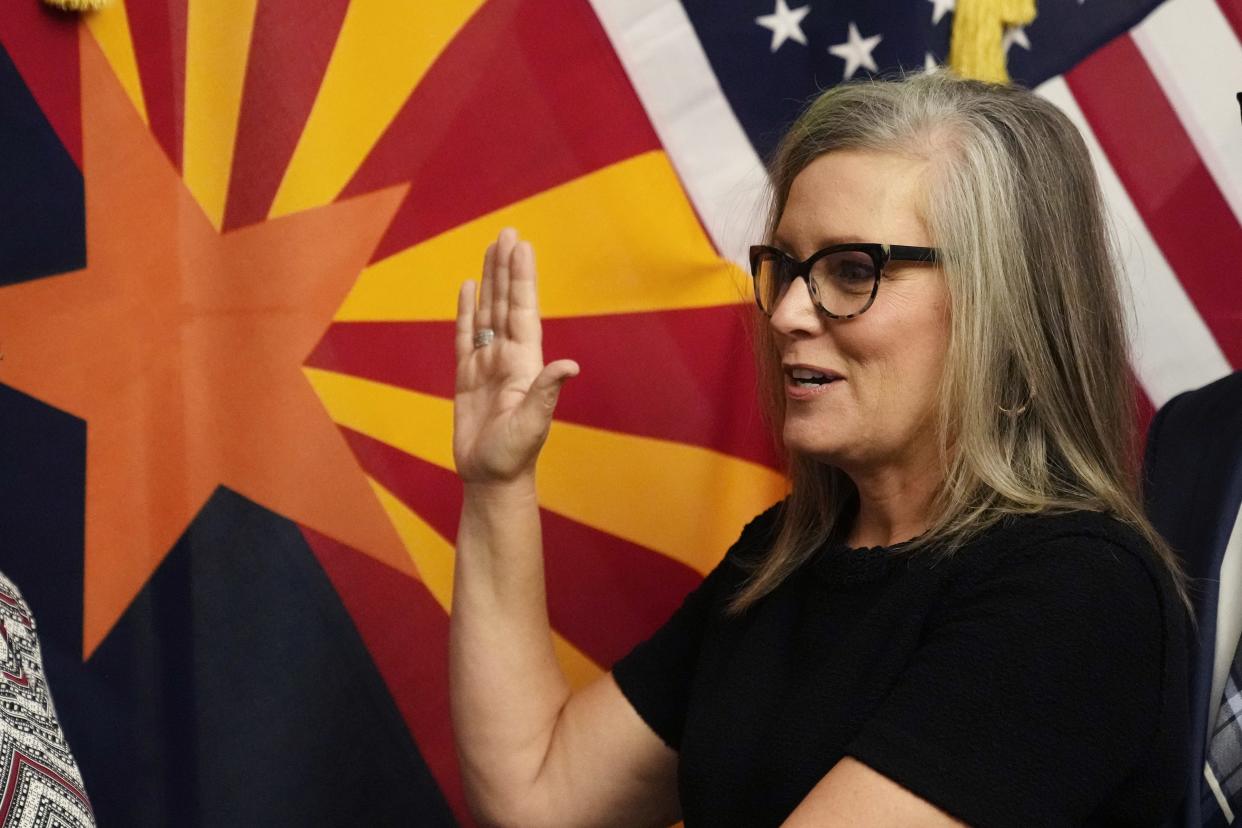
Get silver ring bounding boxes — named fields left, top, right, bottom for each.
left=473, top=328, right=495, bottom=348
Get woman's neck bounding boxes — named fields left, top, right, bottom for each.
left=843, top=461, right=943, bottom=549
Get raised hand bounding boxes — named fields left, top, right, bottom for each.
left=453, top=228, right=579, bottom=485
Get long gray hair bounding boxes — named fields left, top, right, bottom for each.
left=729, top=72, right=1193, bottom=618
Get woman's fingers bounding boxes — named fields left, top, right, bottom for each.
left=509, top=240, right=541, bottom=345
left=476, top=242, right=497, bottom=332
left=455, top=279, right=477, bottom=362
left=513, top=358, right=580, bottom=441
left=458, top=227, right=545, bottom=379
left=492, top=228, right=516, bottom=338
left=454, top=231, right=573, bottom=481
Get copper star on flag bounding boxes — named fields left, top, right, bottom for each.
left=0, top=31, right=415, bottom=656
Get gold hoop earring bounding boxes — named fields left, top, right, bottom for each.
left=998, top=388, right=1036, bottom=418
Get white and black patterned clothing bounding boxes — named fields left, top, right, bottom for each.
left=0, top=573, right=93, bottom=827
left=612, top=506, right=1189, bottom=827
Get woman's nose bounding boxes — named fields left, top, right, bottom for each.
left=768, top=275, right=823, bottom=336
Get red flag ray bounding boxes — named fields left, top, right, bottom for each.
left=308, top=308, right=781, bottom=469
left=126, top=0, right=188, bottom=171
left=0, top=6, right=80, bottom=168
left=339, top=427, right=705, bottom=667
left=342, top=0, right=660, bottom=262
left=223, top=0, right=350, bottom=231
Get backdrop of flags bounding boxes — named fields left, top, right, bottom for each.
left=0, top=0, right=1235, bottom=825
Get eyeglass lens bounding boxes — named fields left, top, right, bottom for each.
left=754, top=249, right=877, bottom=316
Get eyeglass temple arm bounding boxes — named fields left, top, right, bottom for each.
left=887, top=244, right=938, bottom=263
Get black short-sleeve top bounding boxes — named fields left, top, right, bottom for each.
left=611, top=506, right=1189, bottom=827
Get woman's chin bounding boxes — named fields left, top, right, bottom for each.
left=782, top=430, right=850, bottom=466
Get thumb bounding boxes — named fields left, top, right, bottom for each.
left=515, top=359, right=579, bottom=436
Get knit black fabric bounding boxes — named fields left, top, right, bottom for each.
left=611, top=505, right=1189, bottom=827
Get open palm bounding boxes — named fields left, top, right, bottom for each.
left=453, top=228, right=579, bottom=484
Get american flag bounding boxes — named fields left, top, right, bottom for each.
left=592, top=0, right=1237, bottom=414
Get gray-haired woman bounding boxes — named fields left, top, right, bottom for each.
left=449, top=73, right=1191, bottom=827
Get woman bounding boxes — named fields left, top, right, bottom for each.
left=449, top=73, right=1191, bottom=826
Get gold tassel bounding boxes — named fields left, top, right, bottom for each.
left=949, top=0, right=1037, bottom=83
left=41, top=0, right=111, bottom=11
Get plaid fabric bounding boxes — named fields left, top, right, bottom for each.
left=1205, top=651, right=1242, bottom=825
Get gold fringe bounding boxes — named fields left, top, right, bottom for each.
left=949, top=0, right=1037, bottom=84
left=41, top=0, right=111, bottom=11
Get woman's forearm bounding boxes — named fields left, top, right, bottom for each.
left=449, top=229, right=583, bottom=825
left=450, top=475, right=571, bottom=824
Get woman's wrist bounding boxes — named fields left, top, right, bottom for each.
left=458, top=475, right=543, bottom=567
left=462, top=475, right=539, bottom=508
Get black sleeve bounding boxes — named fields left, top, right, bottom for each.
left=611, top=504, right=780, bottom=750
left=845, top=535, right=1172, bottom=827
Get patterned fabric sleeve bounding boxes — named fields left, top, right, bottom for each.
left=0, top=572, right=94, bottom=827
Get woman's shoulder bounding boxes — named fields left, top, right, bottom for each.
left=928, top=511, right=1188, bottom=725
left=720, top=499, right=787, bottom=568
left=955, top=509, right=1153, bottom=567
left=993, top=506, right=1143, bottom=542
left=942, top=510, right=1181, bottom=625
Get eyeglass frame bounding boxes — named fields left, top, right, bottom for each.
left=748, top=242, right=940, bottom=319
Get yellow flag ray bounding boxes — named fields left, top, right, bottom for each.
left=538, top=422, right=787, bottom=575
left=182, top=0, right=259, bottom=230
left=268, top=1, right=486, bottom=220
left=335, top=150, right=752, bottom=322
left=85, top=0, right=148, bottom=125
left=305, top=369, right=788, bottom=576
left=367, top=478, right=456, bottom=609
left=367, top=476, right=601, bottom=690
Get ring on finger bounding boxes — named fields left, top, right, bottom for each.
left=473, top=328, right=495, bottom=349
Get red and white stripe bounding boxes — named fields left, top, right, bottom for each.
left=590, top=0, right=1237, bottom=407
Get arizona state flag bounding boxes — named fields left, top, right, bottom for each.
left=0, top=1, right=783, bottom=824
